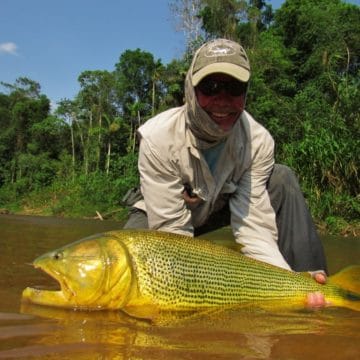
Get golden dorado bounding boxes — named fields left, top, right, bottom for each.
left=22, top=230, right=360, bottom=319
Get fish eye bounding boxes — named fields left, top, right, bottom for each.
left=53, top=251, right=63, bottom=260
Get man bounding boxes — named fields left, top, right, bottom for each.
left=124, top=39, right=328, bottom=306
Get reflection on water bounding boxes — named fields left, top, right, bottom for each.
left=0, top=214, right=359, bottom=359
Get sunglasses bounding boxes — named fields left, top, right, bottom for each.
left=196, top=78, right=248, bottom=97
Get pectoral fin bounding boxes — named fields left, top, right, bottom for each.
left=122, top=303, right=160, bottom=320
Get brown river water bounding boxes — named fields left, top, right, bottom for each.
left=0, top=214, right=359, bottom=359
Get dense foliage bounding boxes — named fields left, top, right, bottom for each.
left=0, top=0, right=359, bottom=232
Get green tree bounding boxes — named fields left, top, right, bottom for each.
left=0, top=94, right=13, bottom=185
left=198, top=0, right=245, bottom=40
left=161, top=58, right=189, bottom=108
left=0, top=79, right=50, bottom=185
left=77, top=70, right=118, bottom=172
left=269, top=0, right=360, bottom=222
left=193, top=0, right=273, bottom=47
left=246, top=29, right=296, bottom=143
left=114, top=49, right=164, bottom=119
left=56, top=99, right=78, bottom=180
left=273, top=0, right=360, bottom=85
left=29, top=115, right=70, bottom=159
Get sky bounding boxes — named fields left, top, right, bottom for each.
left=1, top=0, right=359, bottom=108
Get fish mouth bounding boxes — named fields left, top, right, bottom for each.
left=22, top=263, right=71, bottom=308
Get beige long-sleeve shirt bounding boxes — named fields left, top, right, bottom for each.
left=134, top=106, right=291, bottom=270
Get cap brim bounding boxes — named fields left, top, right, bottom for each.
left=192, top=63, right=250, bottom=86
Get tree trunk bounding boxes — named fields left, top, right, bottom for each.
left=106, top=140, right=111, bottom=175
left=96, top=111, right=102, bottom=171
left=70, top=120, right=75, bottom=181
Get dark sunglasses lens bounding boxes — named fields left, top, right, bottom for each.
left=227, top=81, right=247, bottom=96
left=197, top=79, right=247, bottom=96
left=197, top=79, right=219, bottom=96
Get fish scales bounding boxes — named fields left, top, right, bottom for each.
left=22, top=229, right=360, bottom=316
left=119, top=231, right=336, bottom=308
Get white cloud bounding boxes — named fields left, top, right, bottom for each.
left=0, top=42, right=18, bottom=55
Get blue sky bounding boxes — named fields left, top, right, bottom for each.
left=1, top=0, right=358, bottom=108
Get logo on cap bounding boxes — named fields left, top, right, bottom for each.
left=205, top=43, right=236, bottom=57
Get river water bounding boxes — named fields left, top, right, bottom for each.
left=0, top=214, right=359, bottom=359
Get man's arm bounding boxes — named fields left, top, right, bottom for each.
left=138, top=138, right=194, bottom=236
left=230, top=131, right=291, bottom=270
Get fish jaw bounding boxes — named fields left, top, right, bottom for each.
left=22, top=287, right=73, bottom=308
left=21, top=286, right=109, bottom=310
left=21, top=260, right=84, bottom=309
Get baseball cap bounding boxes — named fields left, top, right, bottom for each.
left=191, top=39, right=251, bottom=86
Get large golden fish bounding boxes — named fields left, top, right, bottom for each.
left=22, top=230, right=360, bottom=319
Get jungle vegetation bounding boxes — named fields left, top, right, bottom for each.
left=0, top=0, right=359, bottom=234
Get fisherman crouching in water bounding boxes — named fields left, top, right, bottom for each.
left=123, top=38, right=328, bottom=307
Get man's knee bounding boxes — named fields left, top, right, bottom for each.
left=123, top=208, right=149, bottom=229
left=267, top=164, right=303, bottom=212
left=269, top=164, right=300, bottom=192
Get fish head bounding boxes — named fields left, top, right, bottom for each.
left=22, top=233, right=133, bottom=310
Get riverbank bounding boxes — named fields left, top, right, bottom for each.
left=1, top=204, right=359, bottom=238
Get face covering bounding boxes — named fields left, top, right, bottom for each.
left=184, top=50, right=245, bottom=149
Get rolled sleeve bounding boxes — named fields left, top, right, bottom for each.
left=230, top=134, right=291, bottom=270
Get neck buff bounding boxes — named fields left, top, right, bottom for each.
left=184, top=56, right=244, bottom=150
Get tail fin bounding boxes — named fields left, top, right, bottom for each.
left=330, top=265, right=360, bottom=294
left=329, top=265, right=360, bottom=311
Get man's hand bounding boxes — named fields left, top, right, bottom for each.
left=306, top=271, right=330, bottom=308
left=311, top=270, right=327, bottom=285
left=182, top=188, right=202, bottom=209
